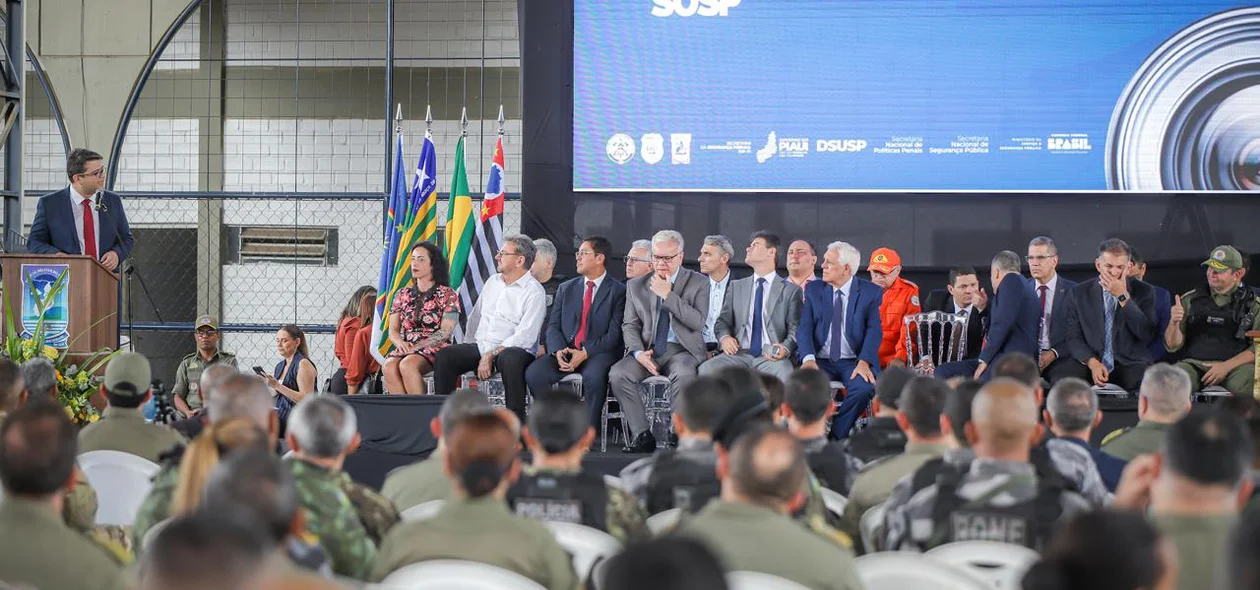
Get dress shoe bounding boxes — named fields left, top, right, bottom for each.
left=622, top=431, right=657, bottom=453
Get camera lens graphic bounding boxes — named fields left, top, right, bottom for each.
left=1107, top=8, right=1260, bottom=191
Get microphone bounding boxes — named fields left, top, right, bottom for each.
left=94, top=198, right=108, bottom=213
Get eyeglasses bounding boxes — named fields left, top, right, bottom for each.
left=575, top=250, right=597, bottom=258
left=195, top=328, right=218, bottom=336
left=652, top=252, right=683, bottom=263
left=1025, top=255, right=1056, bottom=262
left=624, top=256, right=650, bottom=265
left=495, top=250, right=523, bottom=258
left=78, top=167, right=106, bottom=179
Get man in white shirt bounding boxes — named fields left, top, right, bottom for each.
left=432, top=234, right=546, bottom=423
left=1027, top=236, right=1077, bottom=378
left=699, top=235, right=733, bottom=355
left=700, top=232, right=802, bottom=382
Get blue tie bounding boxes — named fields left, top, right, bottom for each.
left=653, top=298, right=671, bottom=356
left=750, top=278, right=766, bottom=357
left=1102, top=293, right=1115, bottom=371
left=830, top=289, right=845, bottom=362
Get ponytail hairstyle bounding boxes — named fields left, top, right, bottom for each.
left=171, top=417, right=270, bottom=516
left=278, top=324, right=310, bottom=360
left=444, top=412, right=518, bottom=498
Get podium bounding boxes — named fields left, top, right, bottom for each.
left=0, top=254, right=119, bottom=355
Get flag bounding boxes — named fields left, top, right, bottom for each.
left=456, top=135, right=506, bottom=340
left=369, top=134, right=409, bottom=363
left=444, top=135, right=477, bottom=332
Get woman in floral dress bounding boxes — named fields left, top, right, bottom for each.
left=381, top=241, right=460, bottom=394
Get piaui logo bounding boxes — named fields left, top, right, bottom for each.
left=651, top=0, right=742, bottom=17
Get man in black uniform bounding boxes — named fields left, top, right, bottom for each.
left=844, top=365, right=914, bottom=466
left=508, top=389, right=649, bottom=543
left=782, top=368, right=858, bottom=493
left=619, top=376, right=732, bottom=515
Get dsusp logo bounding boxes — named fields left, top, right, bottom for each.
left=651, top=0, right=741, bottom=17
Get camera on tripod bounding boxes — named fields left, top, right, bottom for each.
left=150, top=379, right=181, bottom=425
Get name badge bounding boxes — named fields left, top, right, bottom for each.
left=1206, top=316, right=1226, bottom=325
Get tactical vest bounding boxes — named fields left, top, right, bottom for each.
left=926, top=458, right=1065, bottom=550
left=1184, top=285, right=1256, bottom=361
left=806, top=441, right=851, bottom=494
left=645, top=448, right=721, bottom=515
left=910, top=446, right=1079, bottom=497
left=846, top=418, right=907, bottom=465
left=506, top=469, right=610, bottom=532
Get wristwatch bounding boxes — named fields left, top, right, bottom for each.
left=1116, top=293, right=1128, bottom=304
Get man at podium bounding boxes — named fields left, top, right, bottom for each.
left=27, top=148, right=133, bottom=271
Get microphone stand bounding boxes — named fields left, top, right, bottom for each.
left=97, top=199, right=163, bottom=351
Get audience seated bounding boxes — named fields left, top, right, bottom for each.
left=675, top=425, right=864, bottom=590
left=922, top=266, right=989, bottom=362
left=936, top=251, right=1041, bottom=380
left=868, top=247, right=920, bottom=368
left=370, top=412, right=577, bottom=589
left=700, top=231, right=801, bottom=383
left=1100, top=363, right=1192, bottom=460
left=699, top=234, right=734, bottom=353
left=944, top=379, right=983, bottom=447
left=840, top=376, right=954, bottom=552
left=883, top=378, right=1090, bottom=551
left=1113, top=408, right=1253, bottom=590
left=1043, top=378, right=1127, bottom=492
left=382, top=241, right=459, bottom=395
left=845, top=365, right=913, bottom=465
left=1024, top=237, right=1080, bottom=382
left=137, top=511, right=274, bottom=590
left=784, top=239, right=819, bottom=292
left=19, top=357, right=55, bottom=400
left=78, top=352, right=186, bottom=463
left=525, top=236, right=627, bottom=429
left=619, top=376, right=731, bottom=515
left=1227, top=509, right=1260, bottom=590
left=171, top=315, right=238, bottom=417
left=508, top=389, right=649, bottom=542
left=781, top=368, right=858, bottom=494
left=1165, top=245, right=1259, bottom=395
left=1128, top=246, right=1172, bottom=362
left=601, top=537, right=729, bottom=590
left=1055, top=238, right=1157, bottom=390
left=759, top=373, right=786, bottom=422
left=283, top=396, right=380, bottom=578
left=265, top=324, right=318, bottom=435
left=623, top=238, right=653, bottom=280
left=0, top=400, right=127, bottom=590
left=610, top=230, right=711, bottom=453
left=169, top=363, right=238, bottom=440
left=796, top=241, right=883, bottom=438
left=1021, top=509, right=1177, bottom=590
left=331, top=285, right=376, bottom=395
left=434, top=234, right=545, bottom=423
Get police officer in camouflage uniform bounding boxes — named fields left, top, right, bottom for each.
left=884, top=379, right=1091, bottom=552
left=381, top=389, right=497, bottom=511
left=508, top=390, right=649, bottom=543
left=676, top=426, right=864, bottom=590
left=285, top=395, right=379, bottom=579
left=1100, top=363, right=1193, bottom=461
left=1165, top=245, right=1260, bottom=395
left=78, top=352, right=186, bottom=463
left=171, top=315, right=238, bottom=418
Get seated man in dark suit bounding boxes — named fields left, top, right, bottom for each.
left=921, top=266, right=990, bottom=364
left=1055, top=238, right=1157, bottom=391
left=28, top=148, right=133, bottom=272
left=935, top=251, right=1041, bottom=380
left=525, top=236, right=627, bottom=429
left=1042, top=377, right=1127, bottom=492
left=1026, top=236, right=1079, bottom=378
left=796, top=241, right=883, bottom=439
left=1128, top=247, right=1172, bottom=362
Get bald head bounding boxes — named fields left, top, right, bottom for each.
left=725, top=426, right=807, bottom=509
left=206, top=374, right=274, bottom=431
left=970, top=378, right=1039, bottom=454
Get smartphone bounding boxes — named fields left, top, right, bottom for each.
left=252, top=366, right=266, bottom=376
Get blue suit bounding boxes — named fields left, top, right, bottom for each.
left=936, top=273, right=1040, bottom=380
left=28, top=188, right=133, bottom=264
left=1148, top=282, right=1172, bottom=362
left=796, top=277, right=882, bottom=438
left=1057, top=436, right=1127, bottom=493
left=525, top=275, right=627, bottom=427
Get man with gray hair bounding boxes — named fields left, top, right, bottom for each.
left=698, top=234, right=734, bottom=351
left=382, top=388, right=496, bottom=510
left=529, top=238, right=568, bottom=357
left=611, top=229, right=711, bottom=452
left=434, top=233, right=545, bottom=424
left=170, top=363, right=238, bottom=440
left=936, top=250, right=1041, bottom=381
left=1101, top=363, right=1193, bottom=460
left=1042, top=378, right=1127, bottom=492
left=20, top=358, right=56, bottom=400
left=625, top=239, right=653, bottom=280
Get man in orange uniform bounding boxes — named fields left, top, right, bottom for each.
left=869, top=247, right=920, bottom=368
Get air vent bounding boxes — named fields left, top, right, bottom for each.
left=226, top=226, right=338, bottom=265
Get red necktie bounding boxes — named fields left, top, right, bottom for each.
left=574, top=281, right=595, bottom=349
left=81, top=199, right=97, bottom=259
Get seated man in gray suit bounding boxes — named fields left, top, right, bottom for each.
left=700, top=231, right=802, bottom=382
left=610, top=230, right=711, bottom=453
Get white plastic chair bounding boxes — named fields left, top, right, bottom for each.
left=820, top=488, right=848, bottom=518
left=859, top=502, right=887, bottom=552
left=727, top=571, right=812, bottom=590
left=77, top=450, right=161, bottom=526
left=926, top=540, right=1040, bottom=589
left=400, top=500, right=445, bottom=522
left=646, top=507, right=683, bottom=536
left=856, top=553, right=990, bottom=590
left=603, top=474, right=627, bottom=491
left=378, top=559, right=547, bottom=590
left=542, top=521, right=622, bottom=584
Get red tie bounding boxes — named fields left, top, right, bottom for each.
left=574, top=281, right=595, bottom=349
left=81, top=199, right=97, bottom=259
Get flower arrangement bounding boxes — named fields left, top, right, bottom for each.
left=2, top=268, right=121, bottom=424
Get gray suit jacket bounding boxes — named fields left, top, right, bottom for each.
left=624, top=268, right=711, bottom=362
left=715, top=275, right=802, bottom=355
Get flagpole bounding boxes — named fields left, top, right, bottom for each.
left=386, top=104, right=402, bottom=243
left=425, top=104, right=433, bottom=137
left=460, top=107, right=468, bottom=138
left=497, top=104, right=504, bottom=136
